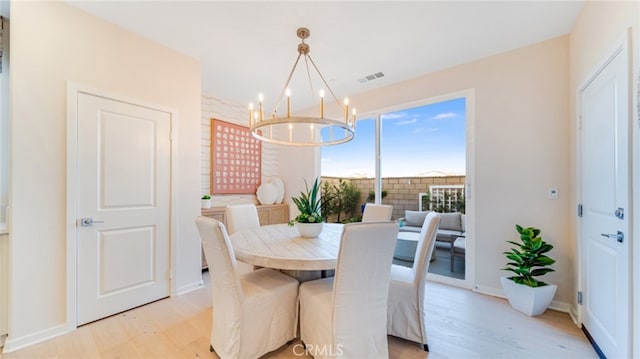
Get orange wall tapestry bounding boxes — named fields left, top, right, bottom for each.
left=210, top=119, right=261, bottom=194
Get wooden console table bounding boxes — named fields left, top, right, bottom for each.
left=200, top=203, right=290, bottom=268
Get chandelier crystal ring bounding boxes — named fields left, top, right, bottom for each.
left=248, top=27, right=356, bottom=147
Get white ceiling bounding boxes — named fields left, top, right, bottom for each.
left=67, top=1, right=584, bottom=111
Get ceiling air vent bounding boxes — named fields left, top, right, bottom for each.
left=357, top=72, right=385, bottom=83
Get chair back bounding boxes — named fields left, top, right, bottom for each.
left=225, top=204, right=260, bottom=234
left=412, top=212, right=441, bottom=285
left=332, top=222, right=399, bottom=356
left=194, top=216, right=243, bottom=352
left=361, top=203, right=394, bottom=223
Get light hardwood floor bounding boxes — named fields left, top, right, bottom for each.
left=2, top=272, right=595, bottom=359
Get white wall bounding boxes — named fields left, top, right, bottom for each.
left=568, top=0, right=639, bottom=353
left=7, top=1, right=201, bottom=349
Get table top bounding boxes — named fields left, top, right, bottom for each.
left=397, top=231, right=420, bottom=241
left=229, top=223, right=344, bottom=271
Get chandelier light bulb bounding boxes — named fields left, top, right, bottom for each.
left=344, top=98, right=349, bottom=123
left=286, top=88, right=291, bottom=117
left=248, top=102, right=254, bottom=126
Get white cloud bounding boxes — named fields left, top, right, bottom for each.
left=395, top=118, right=417, bottom=126
left=431, top=112, right=457, bottom=120
left=381, top=112, right=407, bottom=120
left=412, top=127, right=438, bottom=134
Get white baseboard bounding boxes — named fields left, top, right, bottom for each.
left=473, top=284, right=571, bottom=314
left=176, top=280, right=204, bottom=296
left=568, top=309, right=581, bottom=327
left=2, top=323, right=67, bottom=353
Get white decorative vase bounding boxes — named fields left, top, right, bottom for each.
left=500, top=276, right=557, bottom=316
left=296, top=222, right=324, bottom=238
left=201, top=199, right=212, bottom=208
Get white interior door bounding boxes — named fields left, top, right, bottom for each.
left=580, top=41, right=630, bottom=358
left=76, top=93, right=171, bottom=325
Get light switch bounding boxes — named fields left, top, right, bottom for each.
left=548, top=188, right=559, bottom=200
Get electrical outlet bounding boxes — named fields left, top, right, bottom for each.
left=549, top=188, right=559, bottom=200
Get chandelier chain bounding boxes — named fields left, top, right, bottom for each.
left=272, top=53, right=303, bottom=117
left=307, top=54, right=341, bottom=107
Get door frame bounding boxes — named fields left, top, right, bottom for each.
left=576, top=30, right=632, bottom=349
left=65, top=83, right=179, bottom=331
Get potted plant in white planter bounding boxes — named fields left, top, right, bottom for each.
left=501, top=224, right=557, bottom=316
left=201, top=194, right=212, bottom=209
left=288, top=178, right=329, bottom=238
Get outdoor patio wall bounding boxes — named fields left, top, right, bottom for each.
left=7, top=1, right=201, bottom=350
left=322, top=176, right=465, bottom=220
left=568, top=0, right=639, bottom=341
left=200, top=93, right=279, bottom=206
left=282, top=36, right=573, bottom=305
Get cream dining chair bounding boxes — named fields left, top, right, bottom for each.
left=361, top=203, right=394, bottom=222
left=195, top=216, right=299, bottom=359
left=299, top=222, right=399, bottom=358
left=225, top=203, right=261, bottom=234
left=387, top=211, right=441, bottom=352
left=225, top=204, right=261, bottom=274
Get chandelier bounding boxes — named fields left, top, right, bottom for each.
left=248, top=27, right=356, bottom=147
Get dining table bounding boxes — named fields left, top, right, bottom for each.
left=229, top=222, right=344, bottom=281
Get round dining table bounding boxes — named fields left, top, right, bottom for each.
left=229, top=223, right=344, bottom=279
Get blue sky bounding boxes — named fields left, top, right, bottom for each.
left=321, top=97, right=466, bottom=177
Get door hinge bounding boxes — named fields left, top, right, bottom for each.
left=577, top=291, right=583, bottom=305
left=577, top=204, right=583, bottom=218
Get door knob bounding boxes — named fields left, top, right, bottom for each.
left=601, top=231, right=624, bottom=243
left=80, top=218, right=104, bottom=226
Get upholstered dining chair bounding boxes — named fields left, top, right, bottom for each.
left=361, top=203, right=394, bottom=223
left=195, top=216, right=299, bottom=359
left=299, top=222, right=399, bottom=358
left=225, top=204, right=261, bottom=274
left=225, top=203, right=260, bottom=234
left=387, top=211, right=441, bottom=352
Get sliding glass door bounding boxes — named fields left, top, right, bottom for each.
left=322, top=90, right=474, bottom=288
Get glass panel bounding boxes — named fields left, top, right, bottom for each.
left=380, top=97, right=466, bottom=177
left=321, top=118, right=375, bottom=178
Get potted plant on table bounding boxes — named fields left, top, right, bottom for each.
left=501, top=224, right=557, bottom=316
left=288, top=178, right=328, bottom=238
left=201, top=194, right=212, bottom=208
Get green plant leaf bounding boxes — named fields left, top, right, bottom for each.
left=505, top=224, right=555, bottom=286
left=531, top=268, right=555, bottom=276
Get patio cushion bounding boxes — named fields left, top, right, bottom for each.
left=404, top=210, right=431, bottom=227
left=439, top=212, right=462, bottom=231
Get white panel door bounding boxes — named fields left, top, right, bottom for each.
left=580, top=42, right=630, bottom=358
left=77, top=93, right=171, bottom=325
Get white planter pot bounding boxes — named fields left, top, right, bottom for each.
left=201, top=199, right=212, bottom=208
left=296, top=222, right=324, bottom=238
left=500, top=276, right=557, bottom=316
